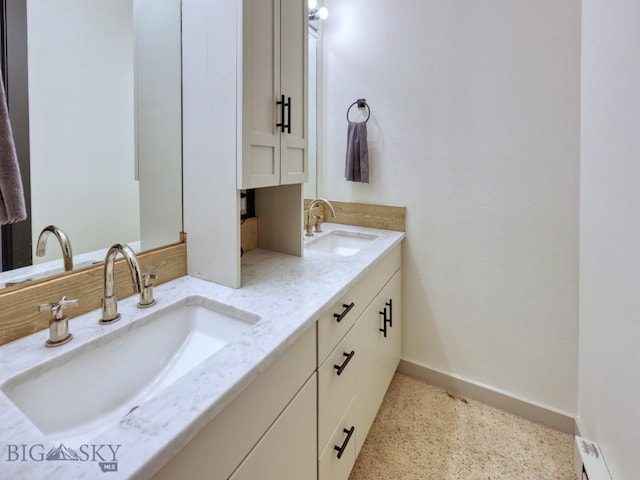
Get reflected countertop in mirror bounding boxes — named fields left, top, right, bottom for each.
left=0, top=242, right=141, bottom=290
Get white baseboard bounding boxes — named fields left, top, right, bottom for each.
left=397, top=359, right=576, bottom=434
left=575, top=415, right=585, bottom=437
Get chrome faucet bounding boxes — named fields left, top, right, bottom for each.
left=36, top=225, right=73, bottom=271
left=100, top=243, right=155, bottom=324
left=306, top=198, right=336, bottom=236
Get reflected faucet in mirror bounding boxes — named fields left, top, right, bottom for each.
left=306, top=198, right=336, bottom=236
left=35, top=225, right=73, bottom=271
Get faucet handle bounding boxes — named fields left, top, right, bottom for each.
left=138, top=273, right=157, bottom=308
left=38, top=296, right=77, bottom=347
left=39, top=296, right=79, bottom=320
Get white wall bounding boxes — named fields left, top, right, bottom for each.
left=28, top=0, right=139, bottom=263
left=322, top=0, right=581, bottom=413
left=579, top=0, right=640, bottom=477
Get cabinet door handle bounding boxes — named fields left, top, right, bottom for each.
left=386, top=299, right=393, bottom=327
left=285, top=96, right=291, bottom=133
left=333, top=302, right=355, bottom=323
left=334, top=426, right=355, bottom=459
left=379, top=307, right=388, bottom=338
left=333, top=350, right=355, bottom=376
left=276, top=94, right=286, bottom=133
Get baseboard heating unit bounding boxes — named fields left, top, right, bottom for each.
left=574, top=436, right=612, bottom=480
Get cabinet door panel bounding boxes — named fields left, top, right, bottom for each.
left=279, top=0, right=307, bottom=184
left=241, top=0, right=280, bottom=188
left=353, top=269, right=402, bottom=454
left=230, top=375, right=317, bottom=480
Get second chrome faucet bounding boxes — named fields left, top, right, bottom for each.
left=306, top=198, right=336, bottom=236
left=100, top=243, right=156, bottom=325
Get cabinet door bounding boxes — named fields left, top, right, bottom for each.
left=353, top=269, right=402, bottom=455
left=279, top=0, right=308, bottom=185
left=230, top=374, right=317, bottom=480
left=241, top=0, right=281, bottom=189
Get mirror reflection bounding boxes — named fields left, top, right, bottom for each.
left=0, top=0, right=182, bottom=289
left=305, top=21, right=318, bottom=199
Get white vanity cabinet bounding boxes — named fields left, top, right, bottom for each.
left=239, top=0, right=308, bottom=189
left=316, top=245, right=402, bottom=480
left=153, top=244, right=402, bottom=480
left=153, top=326, right=317, bottom=480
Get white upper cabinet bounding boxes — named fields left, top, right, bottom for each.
left=239, top=0, right=308, bottom=189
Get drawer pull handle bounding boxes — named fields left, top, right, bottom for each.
left=334, top=350, right=355, bottom=376
left=334, top=426, right=355, bottom=459
left=333, top=302, right=355, bottom=323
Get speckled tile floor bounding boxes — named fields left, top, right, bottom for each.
left=350, top=373, right=575, bottom=480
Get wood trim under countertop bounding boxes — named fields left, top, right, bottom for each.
left=0, top=241, right=187, bottom=347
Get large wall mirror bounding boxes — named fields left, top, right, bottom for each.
left=305, top=19, right=319, bottom=199
left=304, top=21, right=319, bottom=198
left=0, top=0, right=182, bottom=289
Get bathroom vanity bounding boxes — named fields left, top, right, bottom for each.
left=0, top=224, right=403, bottom=479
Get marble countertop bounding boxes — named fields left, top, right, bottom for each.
left=0, top=224, right=404, bottom=479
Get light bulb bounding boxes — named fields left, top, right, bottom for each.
left=317, top=6, right=329, bottom=20
left=308, top=0, right=317, bottom=9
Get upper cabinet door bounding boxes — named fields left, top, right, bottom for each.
left=241, top=0, right=281, bottom=189
left=279, top=0, right=308, bottom=185
left=240, top=0, right=307, bottom=189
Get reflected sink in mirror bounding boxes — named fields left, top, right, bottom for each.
left=0, top=296, right=259, bottom=447
left=305, top=230, right=379, bottom=256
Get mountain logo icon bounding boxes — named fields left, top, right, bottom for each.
left=45, top=444, right=80, bottom=461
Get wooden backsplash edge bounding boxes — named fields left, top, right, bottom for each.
left=0, top=242, right=187, bottom=347
left=307, top=199, right=406, bottom=232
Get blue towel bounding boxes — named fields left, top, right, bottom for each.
left=345, top=121, right=369, bottom=183
left=0, top=72, right=26, bottom=225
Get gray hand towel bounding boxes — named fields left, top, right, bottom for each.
left=345, top=121, right=369, bottom=183
left=0, top=72, right=27, bottom=225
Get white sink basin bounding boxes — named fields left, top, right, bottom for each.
left=305, top=230, right=378, bottom=256
left=0, top=296, right=258, bottom=446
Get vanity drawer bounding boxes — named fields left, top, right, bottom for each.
left=317, top=244, right=401, bottom=365
left=318, top=329, right=357, bottom=452
left=318, top=399, right=357, bottom=480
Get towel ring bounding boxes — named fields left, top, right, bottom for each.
left=346, top=99, right=371, bottom=123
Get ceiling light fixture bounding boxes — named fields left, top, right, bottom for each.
left=309, top=6, right=329, bottom=21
